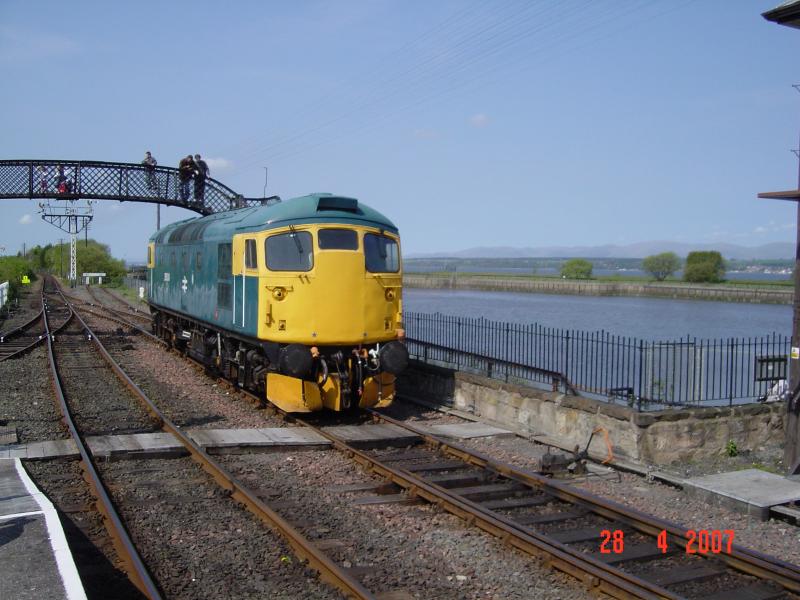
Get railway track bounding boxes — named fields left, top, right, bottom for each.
left=69, top=282, right=800, bottom=600
left=0, top=280, right=72, bottom=361
left=84, top=285, right=152, bottom=326
left=39, top=275, right=162, bottom=599
left=352, top=414, right=799, bottom=600
left=50, top=281, right=373, bottom=599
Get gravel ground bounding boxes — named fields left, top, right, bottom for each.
left=100, top=457, right=342, bottom=600
left=23, top=459, right=146, bottom=600
left=0, top=346, right=68, bottom=444
left=219, top=450, right=587, bottom=600
left=0, top=278, right=42, bottom=333
left=53, top=319, right=157, bottom=437
left=659, top=446, right=785, bottom=478
left=76, top=307, right=288, bottom=431
left=382, top=399, right=800, bottom=566
left=380, top=398, right=468, bottom=426
left=573, top=470, right=800, bottom=566
left=97, top=285, right=149, bottom=312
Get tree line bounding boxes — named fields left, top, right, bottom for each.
left=560, top=251, right=726, bottom=282
left=0, top=240, right=126, bottom=302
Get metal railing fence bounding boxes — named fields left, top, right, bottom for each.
left=403, top=312, right=790, bottom=410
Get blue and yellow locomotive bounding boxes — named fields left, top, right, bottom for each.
left=146, top=193, right=408, bottom=412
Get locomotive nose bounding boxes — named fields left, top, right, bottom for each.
left=379, top=340, right=409, bottom=375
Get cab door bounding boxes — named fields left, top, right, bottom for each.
left=232, top=235, right=260, bottom=336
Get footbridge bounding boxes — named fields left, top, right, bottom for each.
left=0, top=159, right=276, bottom=215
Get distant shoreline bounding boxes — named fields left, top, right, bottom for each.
left=403, top=273, right=793, bottom=305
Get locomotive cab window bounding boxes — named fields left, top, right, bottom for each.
left=266, top=231, right=313, bottom=272
left=245, top=238, right=258, bottom=269
left=318, top=228, right=358, bottom=250
left=364, top=233, right=400, bottom=273
left=218, top=243, right=232, bottom=278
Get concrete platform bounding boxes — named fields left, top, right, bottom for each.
left=417, top=422, right=515, bottom=440
left=322, top=423, right=421, bottom=448
left=188, top=427, right=330, bottom=453
left=685, top=468, right=800, bottom=520
left=86, top=432, right=187, bottom=459
left=1, top=424, right=420, bottom=460
left=0, top=439, right=79, bottom=460
left=0, top=458, right=86, bottom=600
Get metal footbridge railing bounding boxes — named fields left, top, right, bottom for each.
left=0, top=159, right=276, bottom=215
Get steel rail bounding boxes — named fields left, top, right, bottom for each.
left=42, top=279, right=164, bottom=600
left=369, top=411, right=800, bottom=593
left=293, top=414, right=673, bottom=600
left=63, top=287, right=375, bottom=600
left=0, top=308, right=43, bottom=341
left=0, top=309, right=45, bottom=361
left=76, top=286, right=800, bottom=597
left=85, top=285, right=152, bottom=323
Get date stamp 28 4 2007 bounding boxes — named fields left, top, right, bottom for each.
left=599, top=529, right=735, bottom=555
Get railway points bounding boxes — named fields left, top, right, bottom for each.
left=81, top=285, right=800, bottom=597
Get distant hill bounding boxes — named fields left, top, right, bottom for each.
left=406, top=241, right=794, bottom=260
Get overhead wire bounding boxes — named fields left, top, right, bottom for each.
left=229, top=1, right=545, bottom=172
left=222, top=1, right=489, bottom=161
left=261, top=0, right=690, bottom=166
left=246, top=1, right=635, bottom=166
left=232, top=0, right=693, bottom=172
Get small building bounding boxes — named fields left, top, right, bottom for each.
left=82, top=272, right=107, bottom=285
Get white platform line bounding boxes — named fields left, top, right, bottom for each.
left=0, top=509, right=43, bottom=521
left=14, top=458, right=87, bottom=600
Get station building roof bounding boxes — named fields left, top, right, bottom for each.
left=763, top=0, right=800, bottom=29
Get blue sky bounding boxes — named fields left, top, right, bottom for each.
left=1, top=1, right=799, bottom=261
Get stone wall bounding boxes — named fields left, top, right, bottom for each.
left=398, top=360, right=785, bottom=466
left=404, top=274, right=792, bottom=305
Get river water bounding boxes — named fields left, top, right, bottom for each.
left=403, top=288, right=791, bottom=342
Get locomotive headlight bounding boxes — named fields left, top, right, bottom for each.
left=272, top=287, right=287, bottom=300
left=379, top=341, right=409, bottom=375
left=384, top=288, right=396, bottom=301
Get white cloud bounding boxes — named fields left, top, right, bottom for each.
left=18, top=214, right=32, bottom=225
left=469, top=113, right=489, bottom=128
left=203, top=157, right=232, bottom=173
left=752, top=221, right=793, bottom=235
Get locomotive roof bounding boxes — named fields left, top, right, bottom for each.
left=150, top=193, right=398, bottom=244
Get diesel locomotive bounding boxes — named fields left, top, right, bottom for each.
left=147, top=193, right=408, bottom=412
